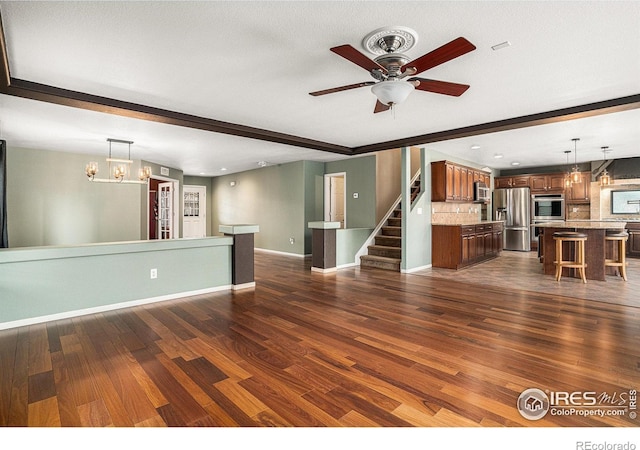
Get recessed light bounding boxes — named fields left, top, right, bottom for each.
left=511, top=161, right=520, bottom=166
left=491, top=41, right=511, bottom=51
left=199, top=172, right=206, bottom=175
left=494, top=153, right=504, bottom=159
left=470, top=145, right=481, bottom=150
left=220, top=167, right=227, bottom=171
left=257, top=161, right=268, bottom=167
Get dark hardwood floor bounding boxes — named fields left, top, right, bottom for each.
left=0, top=251, right=638, bottom=427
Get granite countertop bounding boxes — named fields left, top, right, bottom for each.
left=536, top=221, right=626, bottom=229
left=434, top=220, right=505, bottom=226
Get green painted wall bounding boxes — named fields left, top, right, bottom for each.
left=211, top=161, right=307, bottom=254
left=325, top=155, right=377, bottom=229
left=304, top=161, right=325, bottom=254
left=401, top=147, right=431, bottom=271
left=0, top=237, right=232, bottom=327
left=7, top=146, right=144, bottom=247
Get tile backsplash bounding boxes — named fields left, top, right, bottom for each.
left=432, top=202, right=482, bottom=224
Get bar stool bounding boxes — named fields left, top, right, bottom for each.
left=605, top=230, right=628, bottom=281
left=553, top=231, right=588, bottom=283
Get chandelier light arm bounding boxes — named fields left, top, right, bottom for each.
left=85, top=138, right=152, bottom=184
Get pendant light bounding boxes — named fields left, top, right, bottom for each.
left=570, top=138, right=582, bottom=184
left=599, top=146, right=611, bottom=186
left=563, top=150, right=573, bottom=188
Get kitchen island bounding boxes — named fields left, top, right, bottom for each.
left=537, top=221, right=626, bottom=281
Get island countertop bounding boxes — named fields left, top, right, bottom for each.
left=536, top=221, right=626, bottom=229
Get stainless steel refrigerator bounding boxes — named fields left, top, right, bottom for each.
left=493, top=187, right=531, bottom=251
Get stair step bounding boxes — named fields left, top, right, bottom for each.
left=375, top=235, right=401, bottom=247
left=387, top=217, right=401, bottom=227
left=367, top=245, right=401, bottom=258
left=360, top=255, right=401, bottom=272
left=381, top=226, right=402, bottom=237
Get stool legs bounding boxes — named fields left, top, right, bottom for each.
left=553, top=236, right=587, bottom=284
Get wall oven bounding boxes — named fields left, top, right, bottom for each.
left=532, top=194, right=565, bottom=221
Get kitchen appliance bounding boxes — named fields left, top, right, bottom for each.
left=532, top=193, right=565, bottom=220
left=493, top=187, right=531, bottom=251
left=474, top=181, right=490, bottom=203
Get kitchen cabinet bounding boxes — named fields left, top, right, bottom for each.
left=627, top=223, right=640, bottom=258
left=495, top=175, right=530, bottom=189
left=431, top=160, right=490, bottom=203
left=433, top=222, right=504, bottom=269
left=566, top=172, right=591, bottom=203
left=530, top=173, right=566, bottom=193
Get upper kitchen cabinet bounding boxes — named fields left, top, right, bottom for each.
left=431, top=161, right=490, bottom=203
left=566, top=172, right=591, bottom=203
left=495, top=175, right=530, bottom=189
left=530, top=173, right=566, bottom=193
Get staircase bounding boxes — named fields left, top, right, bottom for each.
left=360, top=179, right=421, bottom=272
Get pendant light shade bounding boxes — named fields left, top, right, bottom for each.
left=563, top=150, right=573, bottom=188
left=371, top=80, right=415, bottom=106
left=570, top=138, right=582, bottom=184
left=599, top=146, right=611, bottom=186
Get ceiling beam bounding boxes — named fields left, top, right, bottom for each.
left=351, top=94, right=640, bottom=154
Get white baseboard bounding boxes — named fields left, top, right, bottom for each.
left=401, top=264, right=432, bottom=273
left=232, top=282, right=256, bottom=290
left=255, top=247, right=308, bottom=258
left=311, top=266, right=337, bottom=274
left=0, top=285, right=232, bottom=331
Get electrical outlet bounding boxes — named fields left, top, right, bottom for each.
left=353, top=192, right=359, bottom=198
left=150, top=268, right=157, bottom=279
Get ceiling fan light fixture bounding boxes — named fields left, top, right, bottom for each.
left=371, top=80, right=415, bottom=106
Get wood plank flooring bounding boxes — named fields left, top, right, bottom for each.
left=1, top=251, right=638, bottom=427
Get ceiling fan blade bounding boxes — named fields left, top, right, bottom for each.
left=410, top=78, right=470, bottom=96
left=309, top=81, right=375, bottom=96
left=374, top=100, right=391, bottom=114
left=401, top=37, right=476, bottom=75
left=330, top=44, right=387, bottom=73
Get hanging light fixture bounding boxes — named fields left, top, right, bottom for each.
left=371, top=79, right=418, bottom=108
left=563, top=150, right=573, bottom=188
left=570, top=138, right=582, bottom=184
left=599, top=146, right=612, bottom=186
left=85, top=138, right=152, bottom=184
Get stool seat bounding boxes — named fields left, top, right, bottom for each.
left=553, top=231, right=588, bottom=239
left=553, top=232, right=587, bottom=283
left=605, top=231, right=628, bottom=281
left=605, top=231, right=628, bottom=238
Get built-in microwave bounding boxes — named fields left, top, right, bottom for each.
left=474, top=181, right=490, bottom=203
left=532, top=194, right=565, bottom=220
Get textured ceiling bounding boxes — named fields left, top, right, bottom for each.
left=0, top=1, right=639, bottom=175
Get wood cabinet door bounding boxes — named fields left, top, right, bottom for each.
left=467, top=170, right=475, bottom=201
left=445, top=163, right=455, bottom=201
left=453, top=165, right=462, bottom=201
left=548, top=173, right=566, bottom=191
left=495, top=177, right=511, bottom=189
left=530, top=175, right=548, bottom=192
left=568, top=173, right=590, bottom=202
left=627, top=227, right=640, bottom=258
left=459, top=167, right=468, bottom=201
left=513, top=176, right=530, bottom=187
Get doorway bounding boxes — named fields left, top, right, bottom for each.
left=182, top=185, right=207, bottom=238
left=324, top=173, right=346, bottom=228
left=148, top=176, right=179, bottom=240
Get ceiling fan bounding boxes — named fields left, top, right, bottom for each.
left=309, top=27, right=476, bottom=113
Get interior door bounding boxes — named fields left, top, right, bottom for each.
left=325, top=174, right=345, bottom=228
left=158, top=182, right=173, bottom=240
left=183, top=186, right=206, bottom=238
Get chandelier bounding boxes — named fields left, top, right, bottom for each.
left=85, top=138, right=152, bottom=184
